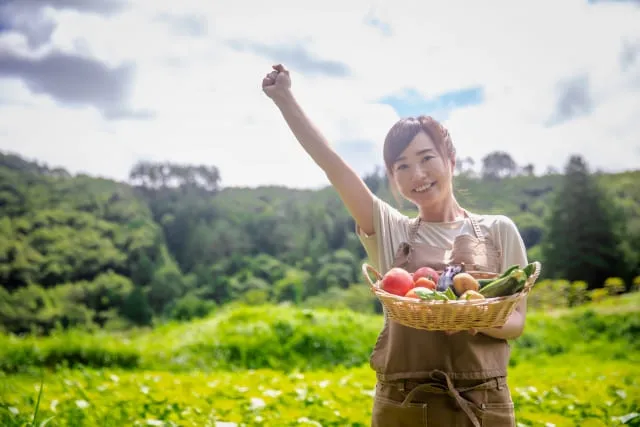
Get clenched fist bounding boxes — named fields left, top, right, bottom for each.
left=262, top=64, right=291, bottom=100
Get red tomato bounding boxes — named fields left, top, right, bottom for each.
left=404, top=288, right=421, bottom=299
left=381, top=268, right=414, bottom=296
left=413, top=266, right=440, bottom=284
left=414, top=277, right=436, bottom=290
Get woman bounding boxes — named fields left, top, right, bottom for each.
left=262, top=64, right=528, bottom=427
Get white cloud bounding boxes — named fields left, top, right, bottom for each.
left=0, top=0, right=638, bottom=189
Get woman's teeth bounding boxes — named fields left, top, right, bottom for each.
left=414, top=182, right=435, bottom=192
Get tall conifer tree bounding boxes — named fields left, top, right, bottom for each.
left=542, top=155, right=625, bottom=289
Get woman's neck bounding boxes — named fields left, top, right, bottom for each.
left=418, top=197, right=466, bottom=223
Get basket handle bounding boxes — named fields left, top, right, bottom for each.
left=362, top=263, right=383, bottom=289
left=522, top=261, right=542, bottom=293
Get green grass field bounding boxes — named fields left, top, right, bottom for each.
left=1, top=294, right=639, bottom=426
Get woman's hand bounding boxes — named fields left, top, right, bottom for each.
left=445, top=297, right=527, bottom=340
left=262, top=64, right=292, bottom=101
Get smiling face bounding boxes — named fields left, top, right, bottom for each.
left=382, top=116, right=459, bottom=218
left=390, top=130, right=455, bottom=209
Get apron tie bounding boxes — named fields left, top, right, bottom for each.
left=393, top=370, right=497, bottom=427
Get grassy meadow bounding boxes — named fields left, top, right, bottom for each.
left=1, top=293, right=639, bottom=427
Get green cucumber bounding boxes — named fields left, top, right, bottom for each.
left=500, top=264, right=520, bottom=278
left=479, top=269, right=527, bottom=298
left=523, top=262, right=536, bottom=278
left=478, top=265, right=518, bottom=289
left=478, top=278, right=494, bottom=288
left=478, top=276, right=512, bottom=297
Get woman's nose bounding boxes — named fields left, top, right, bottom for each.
left=413, top=166, right=427, bottom=180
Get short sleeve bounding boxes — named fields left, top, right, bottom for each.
left=494, top=216, right=529, bottom=271
left=355, top=196, right=410, bottom=274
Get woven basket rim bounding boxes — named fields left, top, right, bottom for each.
left=362, top=261, right=542, bottom=306
left=361, top=262, right=542, bottom=331
left=371, top=286, right=519, bottom=305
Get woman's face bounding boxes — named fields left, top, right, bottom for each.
left=390, top=131, right=455, bottom=211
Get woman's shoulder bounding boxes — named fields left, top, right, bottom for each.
left=471, top=212, right=518, bottom=226
left=468, top=212, right=521, bottom=236
left=469, top=212, right=528, bottom=266
left=357, top=195, right=413, bottom=243
left=373, top=195, right=414, bottom=224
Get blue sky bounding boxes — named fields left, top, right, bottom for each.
left=379, top=87, right=484, bottom=121
left=0, top=0, right=638, bottom=188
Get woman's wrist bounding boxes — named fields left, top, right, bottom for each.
left=478, top=315, right=524, bottom=340
left=271, top=88, right=295, bottom=107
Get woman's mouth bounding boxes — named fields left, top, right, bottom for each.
left=413, top=182, right=436, bottom=193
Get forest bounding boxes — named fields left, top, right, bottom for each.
left=0, top=150, right=638, bottom=335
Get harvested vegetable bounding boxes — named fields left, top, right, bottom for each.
left=479, top=268, right=527, bottom=298
left=452, top=273, right=480, bottom=296
left=413, top=288, right=450, bottom=301
left=460, top=290, right=485, bottom=300
left=436, top=264, right=463, bottom=292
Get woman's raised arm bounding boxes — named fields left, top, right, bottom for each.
left=262, top=64, right=376, bottom=235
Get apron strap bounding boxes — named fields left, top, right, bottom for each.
left=408, top=217, right=421, bottom=244
left=465, top=212, right=485, bottom=242
left=391, top=217, right=421, bottom=268
left=391, top=370, right=498, bottom=427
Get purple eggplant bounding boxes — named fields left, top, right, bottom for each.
left=436, top=264, right=464, bottom=292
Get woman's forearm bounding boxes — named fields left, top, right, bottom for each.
left=479, top=298, right=527, bottom=340
left=479, top=310, right=525, bottom=340
left=271, top=90, right=341, bottom=172
left=269, top=86, right=376, bottom=235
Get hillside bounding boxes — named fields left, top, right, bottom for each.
left=1, top=151, right=639, bottom=335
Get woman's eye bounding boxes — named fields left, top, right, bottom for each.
left=422, top=155, right=434, bottom=162
left=396, top=164, right=408, bottom=171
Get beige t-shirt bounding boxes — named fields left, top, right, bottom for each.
left=356, top=196, right=529, bottom=274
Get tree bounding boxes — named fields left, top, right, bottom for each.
left=363, top=166, right=386, bottom=194
left=481, top=151, right=517, bottom=180
left=545, top=166, right=559, bottom=175
left=455, top=156, right=476, bottom=177
left=129, top=161, right=221, bottom=192
left=521, top=164, right=535, bottom=176
left=147, top=263, right=187, bottom=313
left=120, top=286, right=153, bottom=326
left=541, top=155, right=626, bottom=289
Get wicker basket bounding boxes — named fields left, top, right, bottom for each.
left=362, top=262, right=541, bottom=331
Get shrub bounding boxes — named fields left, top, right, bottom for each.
left=604, top=277, right=626, bottom=295
left=175, top=305, right=382, bottom=371
left=167, top=292, right=216, bottom=321
left=589, top=288, right=609, bottom=303
left=568, top=280, right=589, bottom=307
left=0, top=331, right=140, bottom=373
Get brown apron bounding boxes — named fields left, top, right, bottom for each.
left=371, top=214, right=517, bottom=427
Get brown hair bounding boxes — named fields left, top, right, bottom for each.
left=382, top=115, right=457, bottom=205
left=383, top=115, right=456, bottom=175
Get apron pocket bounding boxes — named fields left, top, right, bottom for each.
left=372, top=383, right=428, bottom=427
left=480, top=401, right=516, bottom=427
left=372, top=396, right=427, bottom=427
